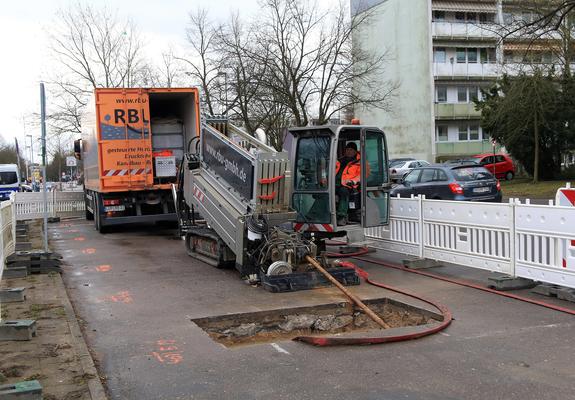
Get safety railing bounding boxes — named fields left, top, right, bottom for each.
left=366, top=194, right=575, bottom=289
left=0, top=196, right=16, bottom=282
left=13, top=191, right=85, bottom=221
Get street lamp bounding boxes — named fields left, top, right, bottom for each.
left=217, top=71, right=228, bottom=116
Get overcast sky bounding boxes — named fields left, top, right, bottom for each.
left=0, top=0, right=267, bottom=158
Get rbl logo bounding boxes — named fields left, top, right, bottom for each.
left=111, top=109, right=149, bottom=124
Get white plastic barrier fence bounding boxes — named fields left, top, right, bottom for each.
left=0, top=197, right=15, bottom=281
left=366, top=192, right=575, bottom=289
left=13, top=191, right=85, bottom=221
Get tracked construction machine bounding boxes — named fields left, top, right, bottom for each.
left=176, top=118, right=391, bottom=292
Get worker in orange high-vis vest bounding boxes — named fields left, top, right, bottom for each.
left=335, top=142, right=368, bottom=226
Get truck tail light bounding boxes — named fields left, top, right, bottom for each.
left=496, top=180, right=501, bottom=191
left=103, top=199, right=121, bottom=206
left=153, top=150, right=173, bottom=157
left=449, top=183, right=464, bottom=195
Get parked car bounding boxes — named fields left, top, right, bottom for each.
left=391, top=164, right=502, bottom=202
left=469, top=153, right=515, bottom=180
left=389, top=157, right=415, bottom=168
left=390, top=159, right=430, bottom=182
left=443, top=158, right=479, bottom=166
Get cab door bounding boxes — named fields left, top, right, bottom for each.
left=360, top=128, right=390, bottom=227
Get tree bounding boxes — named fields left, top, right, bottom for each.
left=181, top=0, right=394, bottom=149
left=178, top=8, right=223, bottom=116
left=476, top=72, right=561, bottom=182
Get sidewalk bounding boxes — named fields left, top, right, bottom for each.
left=0, top=265, right=106, bottom=399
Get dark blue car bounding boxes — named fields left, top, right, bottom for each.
left=391, top=164, right=502, bottom=202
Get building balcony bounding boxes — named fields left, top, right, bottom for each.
left=432, top=22, right=497, bottom=40
left=436, top=140, right=498, bottom=158
left=435, top=103, right=481, bottom=120
left=433, top=62, right=499, bottom=79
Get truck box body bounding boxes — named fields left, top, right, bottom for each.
left=81, top=88, right=200, bottom=230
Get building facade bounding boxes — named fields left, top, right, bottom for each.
left=352, top=0, right=564, bottom=162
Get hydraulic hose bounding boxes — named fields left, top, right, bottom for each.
left=293, top=254, right=454, bottom=346
left=353, top=255, right=575, bottom=317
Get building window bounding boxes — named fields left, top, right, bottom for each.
left=466, top=12, right=477, bottom=22
left=469, top=86, right=479, bottom=102
left=458, top=126, right=468, bottom=141
left=542, top=51, right=552, bottom=63
left=455, top=12, right=465, bottom=22
left=479, top=13, right=494, bottom=23
left=436, top=125, right=448, bottom=142
left=433, top=10, right=445, bottom=21
left=457, top=86, right=468, bottom=102
left=480, top=48, right=497, bottom=63
left=456, top=48, right=466, bottom=63
left=469, top=125, right=479, bottom=140
left=504, top=50, right=514, bottom=62
left=467, top=48, right=478, bottom=63
left=434, top=47, right=446, bottom=63
left=436, top=86, right=447, bottom=103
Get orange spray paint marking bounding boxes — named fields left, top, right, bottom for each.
left=67, top=229, right=79, bottom=233
left=74, top=237, right=86, bottom=241
left=82, top=248, right=96, bottom=255
left=152, top=340, right=183, bottom=364
left=109, top=291, right=133, bottom=304
left=96, top=265, right=111, bottom=272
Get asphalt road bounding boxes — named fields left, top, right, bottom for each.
left=52, top=219, right=575, bottom=400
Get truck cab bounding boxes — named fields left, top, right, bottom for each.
left=288, top=125, right=390, bottom=238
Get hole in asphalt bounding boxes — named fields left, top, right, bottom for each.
left=191, top=298, right=441, bottom=348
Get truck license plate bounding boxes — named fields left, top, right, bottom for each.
left=104, top=205, right=125, bottom=212
left=473, top=187, right=490, bottom=193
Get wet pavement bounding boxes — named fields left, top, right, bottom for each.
left=51, top=219, right=575, bottom=400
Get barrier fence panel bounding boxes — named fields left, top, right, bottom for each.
left=53, top=192, right=85, bottom=218
left=0, top=198, right=15, bottom=281
left=13, top=191, right=85, bottom=221
left=422, top=199, right=514, bottom=275
left=365, top=196, right=422, bottom=257
left=514, top=203, right=575, bottom=289
left=365, top=195, right=575, bottom=290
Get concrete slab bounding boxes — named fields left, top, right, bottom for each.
left=402, top=258, right=442, bottom=269
left=0, top=287, right=26, bottom=303
left=52, top=220, right=575, bottom=400
left=3, top=267, right=27, bottom=279
left=487, top=275, right=537, bottom=291
left=0, top=380, right=42, bottom=400
left=0, top=320, right=37, bottom=341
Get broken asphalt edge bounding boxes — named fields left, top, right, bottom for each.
left=55, top=272, right=109, bottom=400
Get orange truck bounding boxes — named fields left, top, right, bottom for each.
left=75, top=88, right=200, bottom=232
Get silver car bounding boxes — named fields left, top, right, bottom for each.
left=390, top=159, right=430, bottom=182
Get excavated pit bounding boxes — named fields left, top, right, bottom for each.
left=191, top=298, right=442, bottom=347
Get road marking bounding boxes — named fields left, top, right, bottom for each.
left=270, top=343, right=290, bottom=355
left=82, top=248, right=96, bottom=255
left=98, top=291, right=133, bottom=304
left=152, top=340, right=183, bottom=364
left=95, top=265, right=111, bottom=272
left=439, top=332, right=450, bottom=337
left=74, top=237, right=86, bottom=241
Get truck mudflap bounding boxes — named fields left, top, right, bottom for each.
left=260, top=268, right=360, bottom=293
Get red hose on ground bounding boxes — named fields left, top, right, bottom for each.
left=352, top=255, right=575, bottom=317
left=293, top=260, right=454, bottom=346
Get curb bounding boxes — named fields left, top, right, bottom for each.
left=54, top=273, right=108, bottom=400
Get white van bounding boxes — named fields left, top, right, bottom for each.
left=0, top=164, right=20, bottom=201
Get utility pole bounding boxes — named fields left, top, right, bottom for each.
left=40, top=83, right=48, bottom=252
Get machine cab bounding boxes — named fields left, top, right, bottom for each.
left=288, top=125, right=390, bottom=235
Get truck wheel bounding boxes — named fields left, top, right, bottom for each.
left=94, top=196, right=108, bottom=234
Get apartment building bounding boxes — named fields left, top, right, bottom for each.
left=352, top=0, right=562, bottom=162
